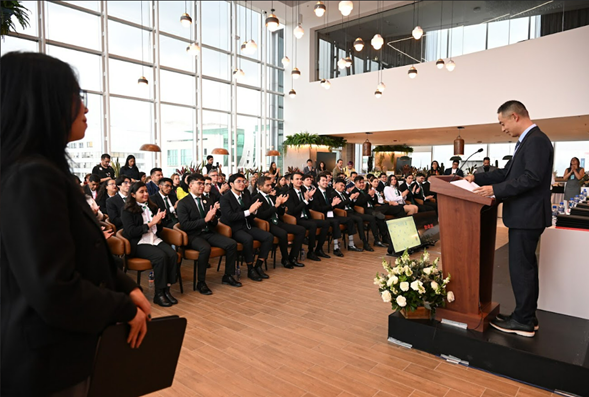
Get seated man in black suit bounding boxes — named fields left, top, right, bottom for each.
left=146, top=167, right=163, bottom=196
left=219, top=173, right=274, bottom=282
left=203, top=176, right=219, bottom=204
left=303, top=159, right=316, bottom=177
left=84, top=173, right=100, bottom=200
left=252, top=176, right=306, bottom=269
left=413, top=173, right=437, bottom=213
left=176, top=173, right=241, bottom=295
left=351, top=175, right=389, bottom=248
left=377, top=173, right=387, bottom=193
left=106, top=175, right=131, bottom=230
left=285, top=172, right=330, bottom=261
left=302, top=173, right=316, bottom=191
left=150, top=177, right=179, bottom=228
left=332, top=179, right=371, bottom=252
left=310, top=173, right=344, bottom=257
left=444, top=159, right=464, bottom=177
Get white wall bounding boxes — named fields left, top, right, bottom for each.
left=283, top=3, right=589, bottom=137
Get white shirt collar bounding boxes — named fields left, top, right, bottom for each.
left=231, top=190, right=242, bottom=201
left=190, top=192, right=202, bottom=200
left=159, top=191, right=168, bottom=200
left=118, top=192, right=127, bottom=199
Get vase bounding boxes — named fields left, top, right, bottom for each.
left=400, top=307, right=431, bottom=320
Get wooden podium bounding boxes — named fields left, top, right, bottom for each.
left=429, top=176, right=500, bottom=332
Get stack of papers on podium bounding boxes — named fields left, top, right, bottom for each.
left=556, top=214, right=589, bottom=230
left=450, top=179, right=480, bottom=192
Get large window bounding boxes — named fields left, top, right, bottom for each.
left=5, top=1, right=284, bottom=177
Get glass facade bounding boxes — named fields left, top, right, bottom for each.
left=2, top=1, right=285, bottom=178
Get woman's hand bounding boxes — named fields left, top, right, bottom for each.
left=127, top=308, right=148, bottom=349
left=129, top=288, right=152, bottom=318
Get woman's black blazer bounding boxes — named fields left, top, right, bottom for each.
left=121, top=205, right=164, bottom=257
left=1, top=157, right=138, bottom=396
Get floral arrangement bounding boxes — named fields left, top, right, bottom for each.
left=374, top=250, right=454, bottom=313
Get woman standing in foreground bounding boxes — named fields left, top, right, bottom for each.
left=1, top=52, right=151, bottom=396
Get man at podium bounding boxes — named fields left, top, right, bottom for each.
left=465, top=100, right=553, bottom=338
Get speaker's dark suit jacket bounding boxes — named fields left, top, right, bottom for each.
left=475, top=126, right=553, bottom=229
left=121, top=205, right=164, bottom=257
left=150, top=192, right=178, bottom=228
left=219, top=191, right=256, bottom=231
left=176, top=194, right=218, bottom=241
left=1, top=157, right=138, bottom=396
left=444, top=168, right=464, bottom=177
left=106, top=193, right=125, bottom=230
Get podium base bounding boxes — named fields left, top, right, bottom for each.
left=388, top=310, right=589, bottom=395
left=435, top=302, right=500, bottom=332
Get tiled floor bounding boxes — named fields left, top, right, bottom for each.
left=145, top=221, right=556, bottom=397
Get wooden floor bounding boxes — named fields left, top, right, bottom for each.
left=145, top=221, right=557, bottom=397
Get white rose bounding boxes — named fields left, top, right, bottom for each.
left=410, top=280, right=422, bottom=291
left=373, top=277, right=381, bottom=286
left=400, top=282, right=409, bottom=292
left=405, top=266, right=413, bottom=277
left=447, top=291, right=455, bottom=302
left=396, top=295, right=407, bottom=307
left=387, top=275, right=398, bottom=286
left=431, top=281, right=439, bottom=291
left=381, top=290, right=392, bottom=303
left=443, top=276, right=451, bottom=285
left=423, top=266, right=432, bottom=276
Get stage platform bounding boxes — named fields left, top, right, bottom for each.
left=387, top=244, right=589, bottom=396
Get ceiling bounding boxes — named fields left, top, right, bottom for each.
left=325, top=115, right=589, bottom=146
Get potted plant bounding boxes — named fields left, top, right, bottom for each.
left=1, top=1, right=30, bottom=38
left=374, top=250, right=454, bottom=319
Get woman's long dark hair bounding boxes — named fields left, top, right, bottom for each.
left=123, top=154, right=138, bottom=170
left=179, top=173, right=190, bottom=192
left=431, top=161, right=439, bottom=170
left=95, top=181, right=109, bottom=204
left=269, top=162, right=277, bottom=174
left=387, top=175, right=399, bottom=188
left=1, top=52, right=81, bottom=175
left=567, top=157, right=581, bottom=173
left=124, top=182, right=158, bottom=214
left=318, top=161, right=326, bottom=171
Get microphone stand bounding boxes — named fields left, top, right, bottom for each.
left=451, top=149, right=483, bottom=181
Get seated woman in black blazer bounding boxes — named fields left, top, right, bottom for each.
left=122, top=182, right=179, bottom=307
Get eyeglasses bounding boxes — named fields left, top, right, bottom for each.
left=234, top=180, right=246, bottom=184
left=122, top=181, right=131, bottom=185
left=162, top=184, right=172, bottom=189
left=80, top=90, right=88, bottom=108
left=204, top=183, right=212, bottom=186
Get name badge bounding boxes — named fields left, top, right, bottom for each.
left=327, top=211, right=334, bottom=218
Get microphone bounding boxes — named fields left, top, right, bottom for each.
left=453, top=148, right=483, bottom=180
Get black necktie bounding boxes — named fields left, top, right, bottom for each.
left=266, top=195, right=278, bottom=224
left=195, top=197, right=209, bottom=231
left=513, top=140, right=521, bottom=156
left=298, top=191, right=309, bottom=218
left=322, top=190, right=329, bottom=205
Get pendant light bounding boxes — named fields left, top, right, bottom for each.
left=290, top=4, right=298, bottom=99
left=233, top=68, right=245, bottom=80
left=289, top=89, right=297, bottom=98
left=337, top=57, right=347, bottom=69
left=320, top=78, right=331, bottom=89
left=371, top=1, right=383, bottom=50
left=371, top=34, right=384, bottom=50
left=412, top=1, right=423, bottom=40
left=377, top=82, right=386, bottom=92
left=138, top=1, right=148, bottom=85
left=374, top=89, right=382, bottom=99
left=446, top=1, right=456, bottom=71
left=294, top=24, right=305, bottom=39
left=247, top=1, right=257, bottom=55
left=454, top=127, right=465, bottom=156
left=291, top=67, right=301, bottom=79
left=436, top=1, right=445, bottom=68
left=344, top=57, right=352, bottom=68
left=281, top=2, right=290, bottom=67
left=374, top=56, right=384, bottom=98
left=180, top=1, right=192, bottom=27
left=186, top=42, right=200, bottom=55
left=266, top=1, right=280, bottom=32
left=408, top=66, right=418, bottom=78
left=314, top=1, right=326, bottom=17
left=339, top=1, right=353, bottom=17
left=353, top=1, right=364, bottom=51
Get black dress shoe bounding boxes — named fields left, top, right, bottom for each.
left=207, top=263, right=212, bottom=268
left=490, top=317, right=535, bottom=337
left=164, top=287, right=178, bottom=304
left=255, top=266, right=270, bottom=279
left=222, top=274, right=242, bottom=287
left=307, top=252, right=321, bottom=261
left=289, top=258, right=305, bottom=267
left=496, top=313, right=539, bottom=331
left=315, top=249, right=331, bottom=258
left=196, top=281, right=213, bottom=295
left=373, top=212, right=385, bottom=220
left=333, top=248, right=344, bottom=257
left=282, top=260, right=294, bottom=269
left=386, top=252, right=400, bottom=257
left=348, top=245, right=363, bottom=252
left=248, top=268, right=263, bottom=281
left=153, top=291, right=173, bottom=307
left=374, top=240, right=387, bottom=248
left=363, top=243, right=374, bottom=252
